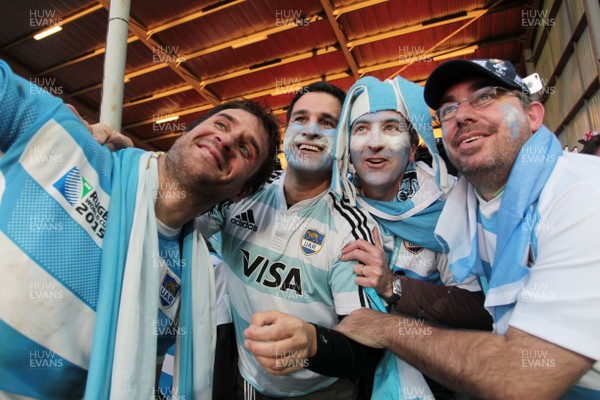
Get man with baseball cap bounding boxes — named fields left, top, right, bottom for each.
left=335, top=58, right=600, bottom=399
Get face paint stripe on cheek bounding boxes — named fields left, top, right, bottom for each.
left=350, top=134, right=370, bottom=151
left=499, top=104, right=525, bottom=140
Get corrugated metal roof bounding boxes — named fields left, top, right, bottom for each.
left=0, top=0, right=532, bottom=151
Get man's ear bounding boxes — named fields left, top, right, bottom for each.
left=409, top=143, right=418, bottom=163
left=527, top=101, right=545, bottom=132
left=230, top=187, right=252, bottom=203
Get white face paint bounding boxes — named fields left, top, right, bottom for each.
left=283, top=121, right=335, bottom=172
left=350, top=110, right=414, bottom=201
left=283, top=92, right=340, bottom=174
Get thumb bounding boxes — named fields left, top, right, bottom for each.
left=372, top=226, right=384, bottom=250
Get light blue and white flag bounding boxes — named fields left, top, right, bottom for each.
left=85, top=151, right=216, bottom=399
left=434, top=126, right=562, bottom=333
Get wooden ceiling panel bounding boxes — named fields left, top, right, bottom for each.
left=0, top=0, right=533, bottom=150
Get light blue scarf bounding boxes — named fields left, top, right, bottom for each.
left=332, top=76, right=451, bottom=251
left=435, top=126, right=562, bottom=333
left=85, top=150, right=215, bottom=398
left=364, top=289, right=434, bottom=399
left=331, top=75, right=448, bottom=399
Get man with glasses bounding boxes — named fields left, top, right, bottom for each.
left=335, top=59, right=600, bottom=398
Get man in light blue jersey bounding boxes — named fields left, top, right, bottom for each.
left=0, top=60, right=280, bottom=399
left=336, top=59, right=600, bottom=398
left=199, top=82, right=384, bottom=399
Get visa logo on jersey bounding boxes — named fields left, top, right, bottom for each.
left=240, top=248, right=303, bottom=296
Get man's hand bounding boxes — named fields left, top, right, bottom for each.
left=341, top=227, right=394, bottom=297
left=89, top=122, right=134, bottom=151
left=66, top=104, right=134, bottom=151
left=243, top=310, right=317, bottom=375
left=334, top=308, right=392, bottom=349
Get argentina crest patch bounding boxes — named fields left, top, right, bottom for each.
left=160, top=270, right=181, bottom=308
left=403, top=240, right=424, bottom=254
left=301, top=228, right=325, bottom=256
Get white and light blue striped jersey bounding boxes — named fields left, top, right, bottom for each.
left=199, top=172, right=376, bottom=397
left=0, top=60, right=181, bottom=399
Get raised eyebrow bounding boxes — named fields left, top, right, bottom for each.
left=290, top=109, right=308, bottom=119
left=215, top=112, right=260, bottom=159
left=351, top=118, right=370, bottom=130
left=215, top=111, right=237, bottom=123
left=439, top=80, right=494, bottom=105
left=383, top=118, right=405, bottom=125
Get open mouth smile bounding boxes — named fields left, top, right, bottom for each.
left=297, top=143, right=324, bottom=152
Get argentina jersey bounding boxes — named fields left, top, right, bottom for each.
left=0, top=61, right=113, bottom=398
left=199, top=172, right=376, bottom=397
left=0, top=61, right=180, bottom=399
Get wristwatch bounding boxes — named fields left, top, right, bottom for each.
left=383, top=274, right=402, bottom=306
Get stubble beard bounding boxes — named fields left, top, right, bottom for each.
left=163, top=143, right=217, bottom=207
left=451, top=120, right=530, bottom=195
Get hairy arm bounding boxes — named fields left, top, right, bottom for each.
left=243, top=310, right=383, bottom=377
left=335, top=309, right=593, bottom=400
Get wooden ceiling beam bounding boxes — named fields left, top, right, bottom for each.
left=64, top=11, right=325, bottom=102
left=33, top=0, right=244, bottom=78
left=97, top=0, right=221, bottom=105
left=0, top=3, right=103, bottom=53
left=320, top=0, right=359, bottom=79
left=120, top=45, right=339, bottom=108
left=333, top=0, right=388, bottom=17
left=125, top=72, right=350, bottom=134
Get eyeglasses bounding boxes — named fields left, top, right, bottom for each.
left=434, top=86, right=518, bottom=124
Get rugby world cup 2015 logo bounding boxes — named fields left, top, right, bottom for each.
left=53, top=166, right=108, bottom=239
left=53, top=166, right=92, bottom=205
left=301, top=228, right=324, bottom=256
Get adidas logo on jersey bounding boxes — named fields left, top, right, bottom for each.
left=230, top=210, right=258, bottom=231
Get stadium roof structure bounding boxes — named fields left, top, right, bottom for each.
left=0, top=0, right=534, bottom=150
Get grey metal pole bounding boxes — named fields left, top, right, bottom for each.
left=99, top=0, right=131, bottom=130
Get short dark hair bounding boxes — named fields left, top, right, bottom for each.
left=186, top=99, right=281, bottom=195
left=285, top=82, right=346, bottom=126
left=581, top=134, right=600, bottom=155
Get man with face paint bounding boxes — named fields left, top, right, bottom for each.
left=335, top=59, right=600, bottom=399
left=333, top=76, right=490, bottom=332
left=199, top=82, right=384, bottom=399
left=331, top=76, right=491, bottom=399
